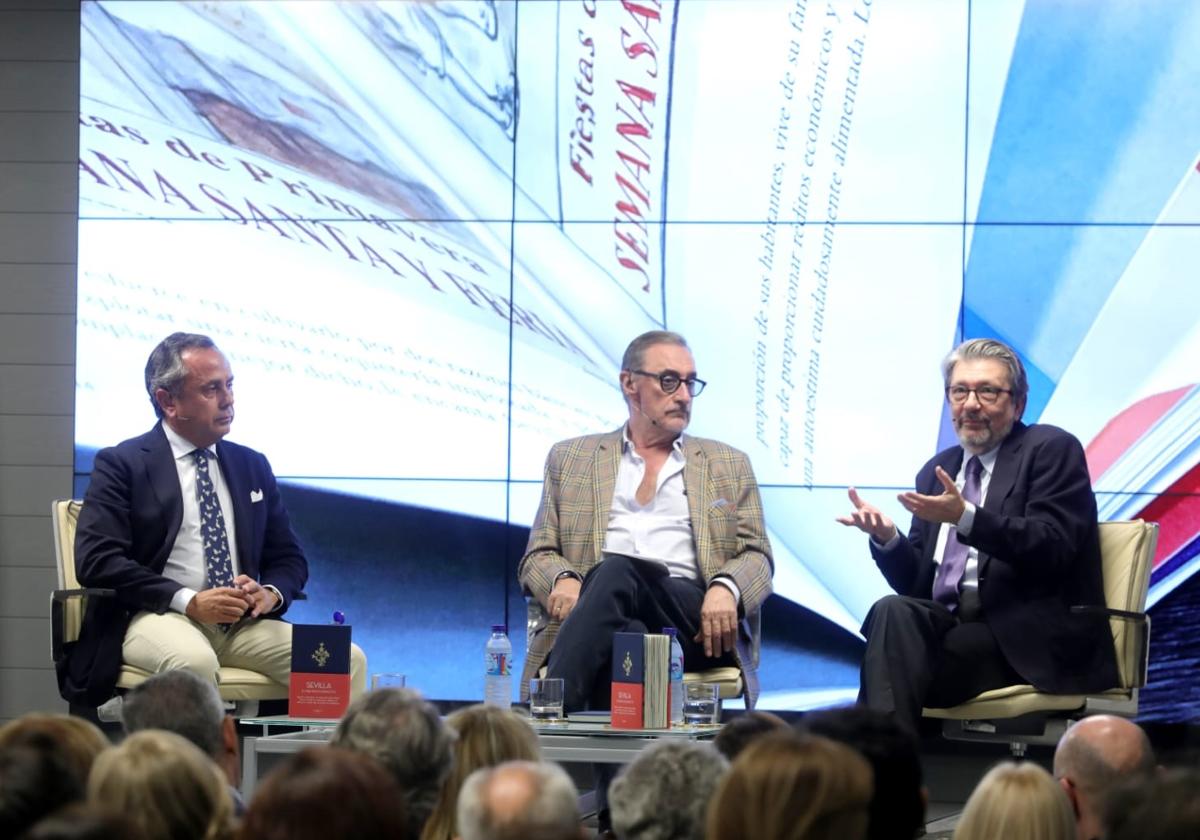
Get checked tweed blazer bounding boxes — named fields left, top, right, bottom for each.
left=519, top=429, right=774, bottom=707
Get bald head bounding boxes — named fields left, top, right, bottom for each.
left=458, top=760, right=582, bottom=840
left=1054, top=716, right=1155, bottom=840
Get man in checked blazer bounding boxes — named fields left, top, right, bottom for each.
left=519, top=330, right=774, bottom=712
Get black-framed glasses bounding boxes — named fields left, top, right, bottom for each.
left=946, top=385, right=1012, bottom=405
left=630, top=369, right=707, bottom=396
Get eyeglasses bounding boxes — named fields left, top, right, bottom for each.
left=630, top=369, right=707, bottom=396
left=946, top=385, right=1012, bottom=405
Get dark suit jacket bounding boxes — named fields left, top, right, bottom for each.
left=871, top=422, right=1118, bottom=694
left=60, top=424, right=308, bottom=704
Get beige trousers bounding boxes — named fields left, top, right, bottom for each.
left=123, top=611, right=367, bottom=697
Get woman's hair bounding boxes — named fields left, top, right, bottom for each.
left=0, top=713, right=110, bottom=787
left=237, top=747, right=409, bottom=840
left=706, top=731, right=873, bottom=840
left=87, top=730, right=232, bottom=840
left=953, top=761, right=1074, bottom=840
left=421, top=704, right=542, bottom=840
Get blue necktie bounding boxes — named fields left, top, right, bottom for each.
left=932, top=455, right=983, bottom=611
left=192, top=449, right=235, bottom=591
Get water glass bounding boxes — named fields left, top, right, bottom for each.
left=370, top=673, right=406, bottom=691
left=529, top=677, right=565, bottom=721
left=682, top=682, right=719, bottom=725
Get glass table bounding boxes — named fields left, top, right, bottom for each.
left=240, top=714, right=719, bottom=797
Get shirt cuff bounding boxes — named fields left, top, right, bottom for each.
left=710, top=575, right=741, bottom=604
left=956, top=501, right=977, bottom=536
left=171, top=586, right=198, bottom=615
left=871, top=530, right=902, bottom=551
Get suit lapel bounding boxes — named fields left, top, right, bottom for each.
left=142, top=426, right=183, bottom=555
left=591, top=430, right=622, bottom=562
left=684, top=438, right=711, bottom=577
left=216, top=442, right=253, bottom=575
left=985, top=421, right=1025, bottom=515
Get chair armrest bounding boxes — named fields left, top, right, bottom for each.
left=52, top=587, right=117, bottom=601
left=50, top=587, right=116, bottom=664
left=1071, top=605, right=1145, bottom=622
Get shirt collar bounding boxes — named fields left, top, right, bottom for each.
left=972, top=444, right=1000, bottom=475
left=621, top=424, right=686, bottom=456
left=161, top=420, right=217, bottom=462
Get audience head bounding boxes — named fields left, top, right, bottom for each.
left=16, top=802, right=143, bottom=840
left=0, top=713, right=109, bottom=788
left=422, top=704, right=541, bottom=840
left=1, top=745, right=85, bottom=838
left=802, top=705, right=926, bottom=840
left=1104, top=766, right=1200, bottom=840
left=122, top=669, right=239, bottom=785
left=712, top=710, right=789, bottom=761
left=609, top=739, right=728, bottom=840
left=237, top=746, right=409, bottom=840
left=707, top=731, right=873, bottom=840
left=457, top=760, right=583, bottom=840
left=87, top=729, right=232, bottom=840
left=953, top=761, right=1073, bottom=840
left=332, top=687, right=454, bottom=837
left=1052, top=715, right=1155, bottom=840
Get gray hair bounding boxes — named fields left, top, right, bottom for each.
left=331, top=688, right=455, bottom=837
left=145, top=332, right=217, bottom=418
left=942, top=338, right=1029, bottom=412
left=457, top=760, right=581, bottom=840
left=620, top=331, right=689, bottom=372
left=121, top=669, right=225, bottom=759
left=610, top=740, right=728, bottom=840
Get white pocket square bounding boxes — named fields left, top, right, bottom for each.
left=250, top=490, right=264, bottom=503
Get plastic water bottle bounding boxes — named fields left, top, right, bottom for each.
left=665, top=626, right=685, bottom=725
left=484, top=624, right=513, bottom=708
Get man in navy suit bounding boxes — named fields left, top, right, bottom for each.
left=839, top=338, right=1117, bottom=736
left=63, top=332, right=363, bottom=705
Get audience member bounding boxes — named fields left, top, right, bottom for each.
left=1052, top=714, right=1155, bottom=840
left=712, top=710, right=789, bottom=762
left=1104, top=767, right=1200, bottom=840
left=422, top=704, right=541, bottom=840
left=332, top=687, right=454, bottom=839
left=0, top=713, right=109, bottom=788
left=707, top=731, right=872, bottom=840
left=17, top=802, right=143, bottom=840
left=121, top=669, right=244, bottom=811
left=1, top=746, right=85, bottom=838
left=87, top=730, right=233, bottom=840
left=457, top=760, right=584, bottom=840
left=802, top=705, right=926, bottom=840
left=953, top=761, right=1072, bottom=840
left=237, top=746, right=410, bottom=840
left=609, top=740, right=727, bottom=840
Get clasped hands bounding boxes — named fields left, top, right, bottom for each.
left=185, top=574, right=278, bottom=625
left=546, top=574, right=739, bottom=657
left=836, top=466, right=968, bottom=540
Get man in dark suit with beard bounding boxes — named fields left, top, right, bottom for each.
left=839, top=338, right=1117, bottom=736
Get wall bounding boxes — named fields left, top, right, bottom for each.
left=0, top=0, right=78, bottom=722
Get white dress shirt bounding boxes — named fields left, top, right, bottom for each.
left=934, top=445, right=1000, bottom=594
left=161, top=422, right=241, bottom=614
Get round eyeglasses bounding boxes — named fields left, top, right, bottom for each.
left=630, top=369, right=707, bottom=396
left=946, top=385, right=1012, bottom=405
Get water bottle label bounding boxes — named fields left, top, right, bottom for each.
left=670, top=659, right=684, bottom=680
left=486, top=651, right=510, bottom=677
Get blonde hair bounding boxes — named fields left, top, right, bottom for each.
left=421, top=704, right=542, bottom=840
left=707, top=732, right=872, bottom=840
left=87, top=730, right=233, bottom=840
left=0, top=713, right=109, bottom=785
left=954, top=761, right=1074, bottom=840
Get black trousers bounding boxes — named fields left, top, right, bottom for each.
left=859, top=594, right=1022, bottom=737
left=546, top=553, right=733, bottom=712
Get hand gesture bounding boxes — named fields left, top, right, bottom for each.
left=836, top=487, right=898, bottom=543
left=234, top=574, right=280, bottom=618
left=897, top=466, right=967, bottom=525
left=186, top=587, right=251, bottom=625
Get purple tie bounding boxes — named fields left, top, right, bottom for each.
left=932, top=456, right=983, bottom=610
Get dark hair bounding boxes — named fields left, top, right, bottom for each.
left=144, top=332, right=217, bottom=418
left=1105, top=767, right=1200, bottom=840
left=237, top=747, right=410, bottom=840
left=121, top=669, right=225, bottom=758
left=801, top=706, right=924, bottom=840
left=17, top=803, right=143, bottom=840
left=0, top=746, right=86, bottom=838
left=713, top=711, right=790, bottom=762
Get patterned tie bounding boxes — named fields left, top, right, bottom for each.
left=932, top=455, right=983, bottom=611
left=192, top=449, right=235, bottom=591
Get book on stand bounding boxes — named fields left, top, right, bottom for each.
left=610, top=631, right=670, bottom=729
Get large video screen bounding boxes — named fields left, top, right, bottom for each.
left=77, top=0, right=1200, bottom=718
